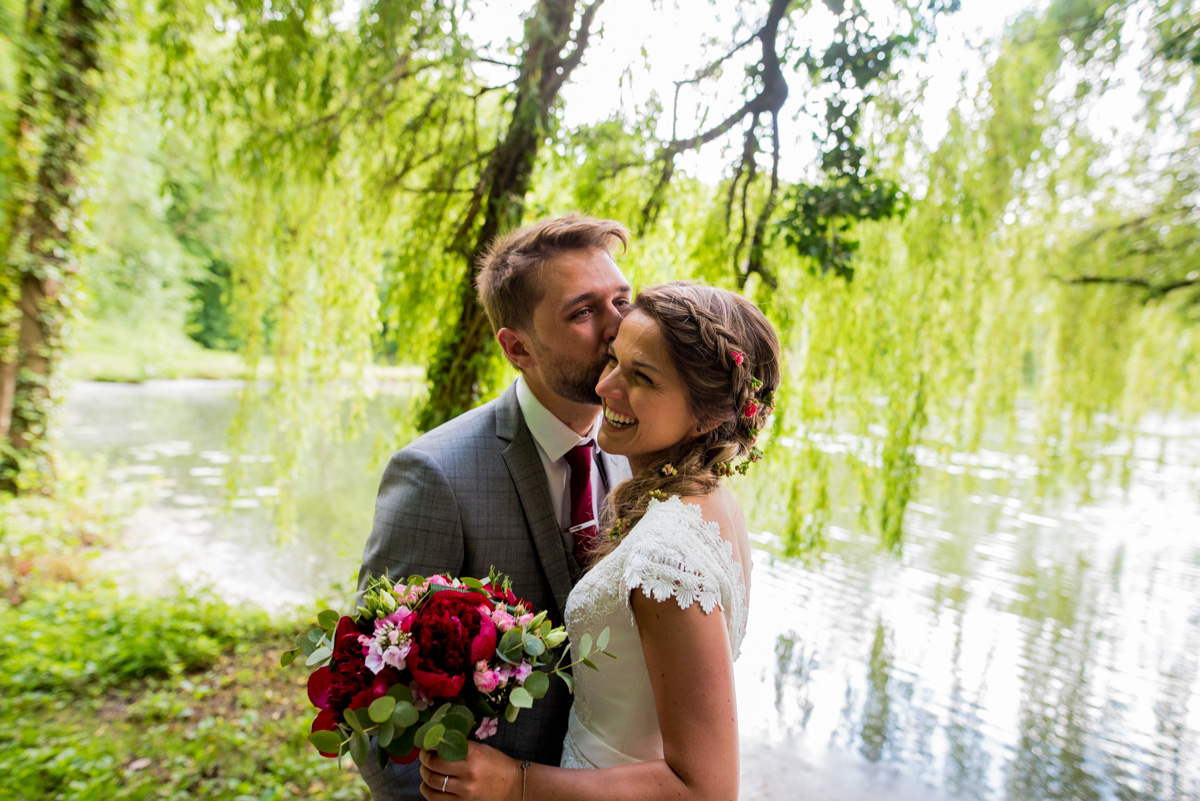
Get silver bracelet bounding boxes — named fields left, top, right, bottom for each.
left=520, top=760, right=531, bottom=801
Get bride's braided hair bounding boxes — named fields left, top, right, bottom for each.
left=589, top=281, right=781, bottom=565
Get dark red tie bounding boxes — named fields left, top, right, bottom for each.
left=565, top=441, right=600, bottom=559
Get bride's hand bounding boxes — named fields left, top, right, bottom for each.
left=418, top=742, right=523, bottom=801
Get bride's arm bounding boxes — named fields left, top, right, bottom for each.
left=418, top=592, right=739, bottom=801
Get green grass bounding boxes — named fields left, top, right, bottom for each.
left=0, top=472, right=371, bottom=801
left=69, top=320, right=249, bottom=382
left=69, top=319, right=424, bottom=384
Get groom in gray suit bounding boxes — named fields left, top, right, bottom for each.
left=356, top=214, right=634, bottom=800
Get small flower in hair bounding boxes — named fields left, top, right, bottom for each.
left=743, top=402, right=760, bottom=418
left=731, top=351, right=744, bottom=366
left=661, top=464, right=677, bottom=477
left=609, top=518, right=630, bottom=538
left=747, top=447, right=764, bottom=464
left=715, top=461, right=735, bottom=477
left=735, top=461, right=751, bottom=475
left=648, top=489, right=667, bottom=501
left=751, top=376, right=763, bottom=391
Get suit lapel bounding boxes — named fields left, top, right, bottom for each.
left=495, top=383, right=576, bottom=613
left=597, top=450, right=631, bottom=496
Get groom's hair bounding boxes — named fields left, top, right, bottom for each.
left=476, top=213, right=630, bottom=333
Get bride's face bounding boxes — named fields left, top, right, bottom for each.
left=595, top=311, right=701, bottom=468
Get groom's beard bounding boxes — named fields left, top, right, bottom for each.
left=533, top=343, right=608, bottom=406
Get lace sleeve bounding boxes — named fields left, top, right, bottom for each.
left=619, top=499, right=733, bottom=620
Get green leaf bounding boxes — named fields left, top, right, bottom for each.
left=308, top=628, right=325, bottom=643
left=305, top=645, right=332, bottom=666
left=386, top=684, right=414, bottom=704
left=523, top=671, right=549, bottom=699
left=462, top=577, right=484, bottom=589
left=539, top=620, right=552, bottom=638
left=523, top=636, right=545, bottom=657
left=392, top=701, right=419, bottom=729
left=498, top=628, right=524, bottom=663
left=297, top=633, right=317, bottom=657
left=596, top=627, right=610, bottom=651
left=309, top=729, right=343, bottom=755
left=413, top=720, right=437, bottom=749
left=579, top=633, right=592, bottom=655
left=431, top=702, right=451, bottom=722
left=582, top=657, right=598, bottom=671
left=377, top=719, right=395, bottom=749
left=559, top=672, right=574, bottom=693
left=348, top=731, right=369, bottom=766
left=386, top=723, right=417, bottom=759
left=422, top=723, right=446, bottom=750
left=317, top=609, right=340, bottom=630
left=509, top=687, right=533, bottom=709
left=437, top=729, right=469, bottom=762
left=280, top=649, right=298, bottom=667
left=369, top=696, right=396, bottom=723
left=344, top=707, right=364, bottom=734
left=443, top=712, right=472, bottom=735
left=504, top=703, right=520, bottom=723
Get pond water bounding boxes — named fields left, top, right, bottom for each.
left=61, top=380, right=1200, bottom=801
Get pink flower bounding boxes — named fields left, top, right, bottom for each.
left=427, top=574, right=452, bottom=587
left=517, top=612, right=535, bottom=627
left=475, top=717, right=498, bottom=740
left=731, top=351, right=744, bottom=366
left=743, top=402, right=759, bottom=417
left=409, top=682, right=432, bottom=711
left=515, top=662, right=533, bottom=684
left=473, top=661, right=501, bottom=693
left=492, top=609, right=517, bottom=632
left=381, top=643, right=411, bottom=670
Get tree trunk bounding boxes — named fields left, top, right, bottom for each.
left=0, top=0, right=106, bottom=494
left=417, top=0, right=601, bottom=431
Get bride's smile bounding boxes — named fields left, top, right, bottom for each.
left=595, top=311, right=704, bottom=470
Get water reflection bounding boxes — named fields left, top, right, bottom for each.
left=60, top=381, right=1200, bottom=801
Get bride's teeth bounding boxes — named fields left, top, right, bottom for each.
left=604, top=406, right=637, bottom=426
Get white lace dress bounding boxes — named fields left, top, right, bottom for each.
left=559, top=495, right=749, bottom=769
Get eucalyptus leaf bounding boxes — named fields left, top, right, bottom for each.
left=422, top=723, right=447, bottom=750
left=392, top=701, right=419, bottom=729
left=582, top=657, right=598, bottom=671
left=498, top=628, right=524, bottom=663
left=509, top=687, right=533, bottom=709
left=378, top=719, right=396, bottom=749
left=344, top=707, right=365, bottom=734
left=317, top=609, right=340, bottom=630
left=596, top=627, right=610, bottom=652
left=297, top=633, right=317, bottom=657
left=504, top=703, right=520, bottom=723
left=523, top=636, right=545, bottom=657
left=559, top=672, right=574, bottom=693
left=438, top=729, right=469, bottom=762
left=523, top=671, right=549, bottom=699
left=368, top=696, right=396, bottom=723
left=307, top=628, right=324, bottom=643
left=579, top=632, right=592, bottom=655
left=443, top=712, right=472, bottom=735
left=386, top=684, right=414, bottom=704
left=280, top=649, right=298, bottom=667
left=392, top=703, right=419, bottom=729
left=348, top=731, right=369, bottom=766
left=309, top=729, right=343, bottom=755
left=305, top=645, right=332, bottom=666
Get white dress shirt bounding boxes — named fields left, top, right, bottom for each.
left=515, top=375, right=603, bottom=552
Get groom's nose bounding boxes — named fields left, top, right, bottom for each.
left=600, top=303, right=623, bottom=343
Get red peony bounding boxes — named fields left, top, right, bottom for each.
left=403, top=589, right=498, bottom=698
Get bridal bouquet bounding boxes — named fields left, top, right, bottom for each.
left=282, top=569, right=609, bottom=768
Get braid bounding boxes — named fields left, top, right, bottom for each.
left=586, top=281, right=781, bottom=566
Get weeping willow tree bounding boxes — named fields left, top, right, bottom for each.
left=739, top=0, right=1200, bottom=554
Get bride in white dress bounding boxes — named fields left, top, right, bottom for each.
left=419, top=281, right=781, bottom=801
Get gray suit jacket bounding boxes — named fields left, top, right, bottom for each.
left=356, top=381, right=630, bottom=800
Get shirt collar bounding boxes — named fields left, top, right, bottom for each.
left=516, top=375, right=601, bottom=462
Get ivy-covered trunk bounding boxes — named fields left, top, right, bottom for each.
left=0, top=0, right=107, bottom=494
left=416, top=0, right=603, bottom=431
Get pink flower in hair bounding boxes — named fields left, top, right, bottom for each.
left=731, top=351, right=744, bottom=366
left=743, top=402, right=760, bottom=418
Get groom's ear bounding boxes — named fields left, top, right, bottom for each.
left=497, top=328, right=535, bottom=372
